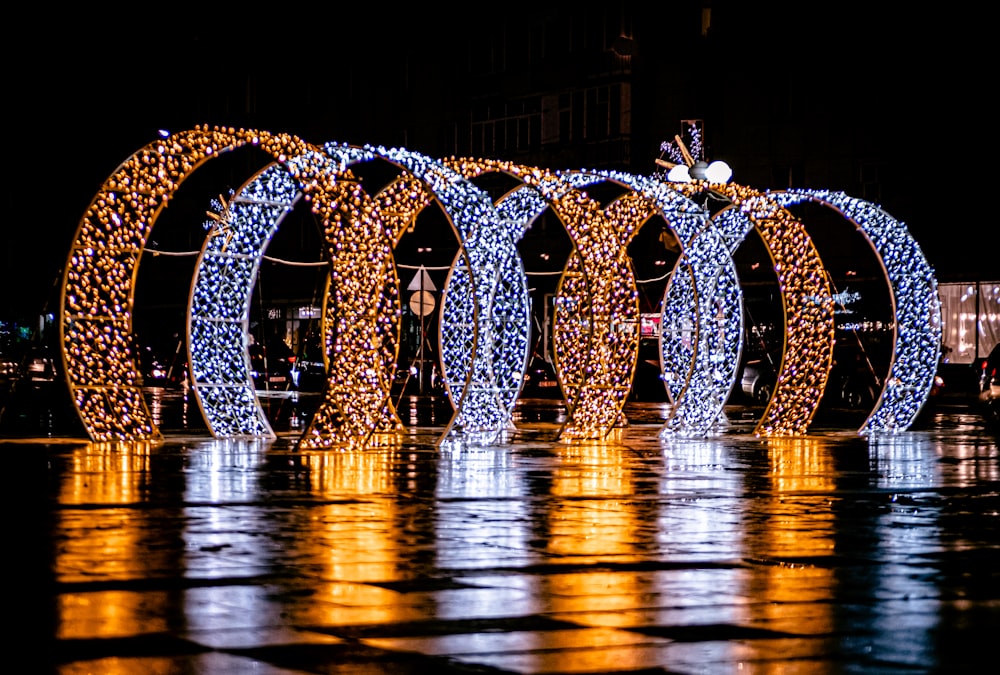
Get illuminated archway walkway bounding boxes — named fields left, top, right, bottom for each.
left=58, top=127, right=941, bottom=446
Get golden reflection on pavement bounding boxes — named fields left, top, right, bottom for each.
left=540, top=442, right=659, bottom=672
left=749, top=437, right=837, bottom=639
left=56, top=442, right=162, bottom=644
left=548, top=443, right=643, bottom=561
left=289, top=449, right=426, bottom=627
left=38, top=418, right=997, bottom=673
left=539, top=438, right=755, bottom=671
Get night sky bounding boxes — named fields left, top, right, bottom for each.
left=3, top=5, right=990, bottom=321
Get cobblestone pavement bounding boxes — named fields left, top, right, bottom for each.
left=10, top=396, right=1000, bottom=674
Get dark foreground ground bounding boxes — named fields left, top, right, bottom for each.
left=5, top=390, right=1000, bottom=674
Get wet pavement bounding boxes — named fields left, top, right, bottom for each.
left=8, top=391, right=1000, bottom=674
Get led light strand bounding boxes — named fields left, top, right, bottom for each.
left=446, top=159, right=634, bottom=439
left=298, top=162, right=401, bottom=450
left=185, top=144, right=400, bottom=449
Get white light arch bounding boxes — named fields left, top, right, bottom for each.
left=189, top=163, right=307, bottom=438
left=767, top=189, right=942, bottom=434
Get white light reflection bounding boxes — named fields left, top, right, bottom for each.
left=434, top=445, right=538, bottom=619
left=645, top=438, right=750, bottom=654
left=866, top=433, right=944, bottom=666
left=658, top=438, right=746, bottom=562
left=181, top=439, right=279, bottom=642
left=182, top=439, right=271, bottom=579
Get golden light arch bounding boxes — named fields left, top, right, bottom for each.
left=314, top=143, right=531, bottom=447
left=61, top=126, right=381, bottom=443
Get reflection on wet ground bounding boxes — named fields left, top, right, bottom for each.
left=9, top=392, right=1000, bottom=674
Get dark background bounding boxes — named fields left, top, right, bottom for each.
left=3, top=4, right=991, bottom=321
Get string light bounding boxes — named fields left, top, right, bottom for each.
left=590, top=170, right=742, bottom=438
left=64, top=126, right=394, bottom=446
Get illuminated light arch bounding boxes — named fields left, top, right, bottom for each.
left=671, top=182, right=837, bottom=436
left=61, top=125, right=931, bottom=444
left=767, top=189, right=942, bottom=434
left=447, top=159, right=731, bottom=440
left=189, top=163, right=304, bottom=438
left=61, top=126, right=386, bottom=444
left=187, top=156, right=401, bottom=444
left=321, top=143, right=530, bottom=445
left=593, top=170, right=742, bottom=438
left=296, top=160, right=402, bottom=449
left=445, top=159, right=636, bottom=439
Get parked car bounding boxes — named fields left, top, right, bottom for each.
left=140, top=344, right=187, bottom=387
left=979, top=343, right=1000, bottom=395
left=0, top=358, right=18, bottom=381
left=740, top=357, right=775, bottom=405
left=291, top=357, right=326, bottom=392
left=24, top=350, right=57, bottom=383
left=979, top=344, right=1000, bottom=432
left=249, top=337, right=296, bottom=391
left=829, top=350, right=880, bottom=410
left=739, top=344, right=889, bottom=411
left=521, top=357, right=561, bottom=399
